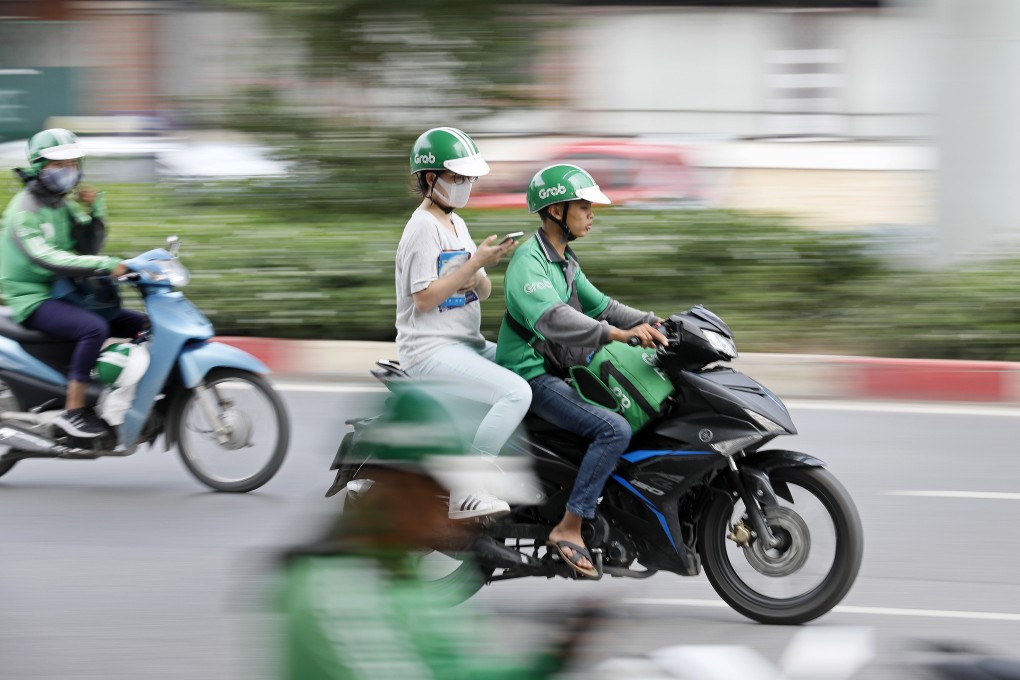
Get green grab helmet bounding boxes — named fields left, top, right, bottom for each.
left=409, top=127, right=490, bottom=177
left=27, top=128, right=86, bottom=172
left=93, top=342, right=149, bottom=387
left=526, top=163, right=611, bottom=213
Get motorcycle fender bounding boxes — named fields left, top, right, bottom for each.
left=332, top=430, right=355, bottom=471
left=742, top=449, right=826, bottom=472
left=177, top=341, right=270, bottom=389
left=331, top=416, right=380, bottom=470
left=740, top=449, right=827, bottom=504
left=163, top=342, right=270, bottom=452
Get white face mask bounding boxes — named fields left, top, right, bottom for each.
left=432, top=175, right=473, bottom=209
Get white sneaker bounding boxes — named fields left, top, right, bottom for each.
left=448, top=492, right=510, bottom=520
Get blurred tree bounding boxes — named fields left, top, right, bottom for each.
left=219, top=0, right=540, bottom=113
left=202, top=0, right=543, bottom=215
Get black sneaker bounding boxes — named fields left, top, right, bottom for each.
left=53, top=408, right=108, bottom=438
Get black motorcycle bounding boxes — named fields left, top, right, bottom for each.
left=328, top=305, right=864, bottom=625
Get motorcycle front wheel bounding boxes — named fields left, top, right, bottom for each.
left=699, top=465, right=863, bottom=625
left=175, top=368, right=289, bottom=493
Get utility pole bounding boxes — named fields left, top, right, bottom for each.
left=937, top=0, right=1020, bottom=261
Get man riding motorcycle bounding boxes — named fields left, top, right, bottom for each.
left=495, top=163, right=668, bottom=578
left=0, top=128, right=145, bottom=438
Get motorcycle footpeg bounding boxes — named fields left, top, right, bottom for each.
left=472, top=535, right=541, bottom=570
left=55, top=431, right=115, bottom=456
left=547, top=546, right=604, bottom=580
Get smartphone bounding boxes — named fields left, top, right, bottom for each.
left=499, top=231, right=525, bottom=245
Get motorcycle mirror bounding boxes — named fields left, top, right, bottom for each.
left=166, top=235, right=180, bottom=259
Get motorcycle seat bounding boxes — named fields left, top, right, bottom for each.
left=0, top=307, right=67, bottom=344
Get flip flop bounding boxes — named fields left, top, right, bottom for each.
left=546, top=540, right=600, bottom=579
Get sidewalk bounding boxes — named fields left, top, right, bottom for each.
left=216, top=337, right=1020, bottom=404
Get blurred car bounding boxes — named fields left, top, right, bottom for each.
left=471, top=139, right=706, bottom=210
left=0, top=135, right=290, bottom=183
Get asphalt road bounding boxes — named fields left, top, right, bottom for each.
left=1, top=383, right=1019, bottom=679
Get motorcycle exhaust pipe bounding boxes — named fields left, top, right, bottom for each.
left=0, top=424, right=92, bottom=459
left=0, top=424, right=60, bottom=455
left=472, top=535, right=542, bottom=569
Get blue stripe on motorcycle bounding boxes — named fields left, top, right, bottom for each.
left=611, top=474, right=679, bottom=554
left=621, top=449, right=714, bottom=464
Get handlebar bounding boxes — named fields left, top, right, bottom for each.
left=117, top=273, right=142, bottom=283
left=626, top=321, right=673, bottom=348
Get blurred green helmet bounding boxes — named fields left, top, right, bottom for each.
left=409, top=127, right=490, bottom=177
left=526, top=163, right=611, bottom=213
left=94, top=342, right=149, bottom=387
left=347, top=388, right=533, bottom=497
left=27, top=128, right=85, bottom=172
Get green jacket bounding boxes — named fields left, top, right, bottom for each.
left=0, top=182, right=120, bottom=323
left=281, top=553, right=564, bottom=680
left=495, top=231, right=611, bottom=382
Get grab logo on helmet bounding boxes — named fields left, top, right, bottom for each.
left=414, top=152, right=436, bottom=165
left=538, top=184, right=568, bottom=200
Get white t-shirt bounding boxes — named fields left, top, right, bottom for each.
left=395, top=209, right=487, bottom=368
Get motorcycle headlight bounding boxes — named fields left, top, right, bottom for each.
left=703, top=330, right=737, bottom=359
left=745, top=409, right=787, bottom=434
left=713, top=433, right=763, bottom=457
left=148, top=260, right=190, bottom=287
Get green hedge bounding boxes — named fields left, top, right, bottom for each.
left=52, top=182, right=1020, bottom=361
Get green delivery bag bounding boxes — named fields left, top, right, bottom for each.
left=569, top=342, right=675, bottom=432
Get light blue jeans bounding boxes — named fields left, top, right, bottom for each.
left=529, top=373, right=632, bottom=519
left=406, top=341, right=532, bottom=457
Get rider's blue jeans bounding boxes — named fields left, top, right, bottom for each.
left=529, top=373, right=632, bottom=519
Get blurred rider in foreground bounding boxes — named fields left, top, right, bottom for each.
left=280, top=389, right=594, bottom=679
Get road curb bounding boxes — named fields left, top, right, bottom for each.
left=215, top=337, right=1020, bottom=403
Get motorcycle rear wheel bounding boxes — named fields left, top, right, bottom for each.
left=699, top=465, right=863, bottom=625
left=175, top=369, right=289, bottom=493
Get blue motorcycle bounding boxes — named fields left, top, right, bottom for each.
left=0, top=237, right=289, bottom=492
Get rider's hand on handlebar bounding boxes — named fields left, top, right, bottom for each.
left=611, top=323, right=669, bottom=349
left=111, top=262, right=130, bottom=278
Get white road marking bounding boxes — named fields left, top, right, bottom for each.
left=273, top=382, right=387, bottom=393
left=624, top=598, right=1020, bottom=622
left=887, top=490, right=1020, bottom=501
left=271, top=384, right=1020, bottom=417
left=786, top=399, right=1020, bottom=417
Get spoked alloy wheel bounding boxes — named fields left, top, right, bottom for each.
left=700, top=465, right=863, bottom=624
left=176, top=369, right=289, bottom=492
